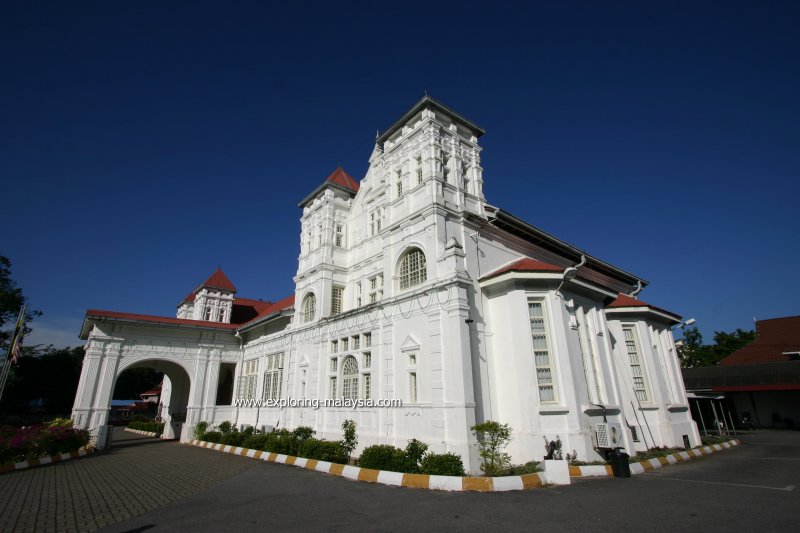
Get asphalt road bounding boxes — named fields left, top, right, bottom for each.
left=103, top=431, right=798, bottom=532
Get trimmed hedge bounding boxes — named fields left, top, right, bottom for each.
left=421, top=453, right=465, bottom=476
left=297, top=438, right=348, bottom=464
left=358, top=445, right=407, bottom=472
left=127, top=421, right=164, bottom=434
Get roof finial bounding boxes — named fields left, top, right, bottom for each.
left=424, top=88, right=428, bottom=97
left=375, top=129, right=379, bottom=140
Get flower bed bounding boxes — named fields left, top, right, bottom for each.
left=0, top=424, right=91, bottom=466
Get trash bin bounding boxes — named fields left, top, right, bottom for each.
left=609, top=448, right=631, bottom=478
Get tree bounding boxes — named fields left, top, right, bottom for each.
left=677, top=325, right=756, bottom=368
left=677, top=326, right=711, bottom=368
left=0, top=256, right=41, bottom=349
left=471, top=420, right=512, bottom=476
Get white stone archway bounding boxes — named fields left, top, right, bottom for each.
left=71, top=326, right=236, bottom=449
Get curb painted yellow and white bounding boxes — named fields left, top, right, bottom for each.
left=188, top=439, right=547, bottom=492
left=0, top=447, right=94, bottom=475
left=568, top=439, right=741, bottom=477
left=124, top=427, right=161, bottom=438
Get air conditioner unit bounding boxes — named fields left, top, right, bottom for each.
left=261, top=425, right=274, bottom=434
left=595, top=423, right=623, bottom=448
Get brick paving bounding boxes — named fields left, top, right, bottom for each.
left=0, top=427, right=260, bottom=532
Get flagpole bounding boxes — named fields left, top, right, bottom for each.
left=0, top=305, right=25, bottom=405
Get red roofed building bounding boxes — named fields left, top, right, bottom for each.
left=72, top=96, right=698, bottom=466
left=683, top=316, right=800, bottom=430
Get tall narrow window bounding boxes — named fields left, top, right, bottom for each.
left=262, top=353, right=283, bottom=401
left=576, top=308, right=601, bottom=403
left=331, top=287, right=343, bottom=315
left=409, top=372, right=417, bottom=403
left=396, top=169, right=403, bottom=196
left=529, top=301, right=556, bottom=402
left=363, top=374, right=372, bottom=400
left=237, top=359, right=258, bottom=400
left=341, top=356, right=359, bottom=401
left=623, top=326, right=649, bottom=402
left=335, top=224, right=344, bottom=247
left=329, top=377, right=337, bottom=399
left=204, top=306, right=213, bottom=321
left=416, top=155, right=423, bottom=185
left=369, top=213, right=375, bottom=236
left=399, top=248, right=427, bottom=289
left=302, top=293, right=316, bottom=323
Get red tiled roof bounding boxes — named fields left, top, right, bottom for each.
left=85, top=309, right=240, bottom=330
left=202, top=268, right=237, bottom=292
left=326, top=167, right=359, bottom=192
left=606, top=293, right=681, bottom=321
left=230, top=297, right=273, bottom=325
left=480, top=257, right=563, bottom=281
left=607, top=294, right=650, bottom=308
left=180, top=290, right=196, bottom=304
left=241, top=294, right=295, bottom=327
left=719, top=316, right=800, bottom=366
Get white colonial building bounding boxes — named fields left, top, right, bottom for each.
left=72, top=96, right=700, bottom=470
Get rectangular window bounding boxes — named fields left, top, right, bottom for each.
left=331, top=287, right=343, bottom=315
left=363, top=352, right=371, bottom=368
left=329, top=377, right=337, bottom=399
left=370, top=213, right=375, bottom=236
left=262, top=353, right=283, bottom=401
left=364, top=333, right=372, bottom=348
left=330, top=357, right=337, bottom=372
left=370, top=277, right=377, bottom=290
left=335, top=224, right=344, bottom=247
left=623, top=326, right=649, bottom=402
left=237, top=359, right=258, bottom=400
left=331, top=340, right=338, bottom=353
left=353, top=335, right=360, bottom=350
left=409, top=372, right=417, bottom=403
left=369, top=293, right=376, bottom=304
left=363, top=374, right=371, bottom=400
left=529, top=301, right=557, bottom=403
left=341, top=338, right=348, bottom=351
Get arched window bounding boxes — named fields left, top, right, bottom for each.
left=341, top=356, right=359, bottom=400
left=302, top=293, right=316, bottom=323
left=399, top=248, right=427, bottom=289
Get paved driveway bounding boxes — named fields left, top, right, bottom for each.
left=2, top=429, right=798, bottom=532
left=103, top=431, right=798, bottom=532
left=0, top=428, right=260, bottom=532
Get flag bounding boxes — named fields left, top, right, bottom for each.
left=8, top=305, right=25, bottom=364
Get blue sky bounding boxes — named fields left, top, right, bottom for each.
left=2, top=1, right=798, bottom=348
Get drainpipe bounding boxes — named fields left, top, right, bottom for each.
left=555, top=255, right=587, bottom=299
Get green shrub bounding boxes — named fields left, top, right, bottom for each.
left=358, top=445, right=407, bottom=472
left=264, top=429, right=299, bottom=456
left=203, top=431, right=222, bottom=443
left=502, top=461, right=541, bottom=475
left=217, top=421, right=234, bottom=435
left=46, top=417, right=74, bottom=428
left=298, top=438, right=348, bottom=464
left=421, top=453, right=465, bottom=476
left=403, top=439, right=428, bottom=473
left=293, top=426, right=316, bottom=441
left=221, top=431, right=244, bottom=446
left=193, top=421, right=209, bottom=440
left=242, top=433, right=270, bottom=450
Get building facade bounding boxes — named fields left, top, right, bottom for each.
left=72, top=96, right=699, bottom=470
